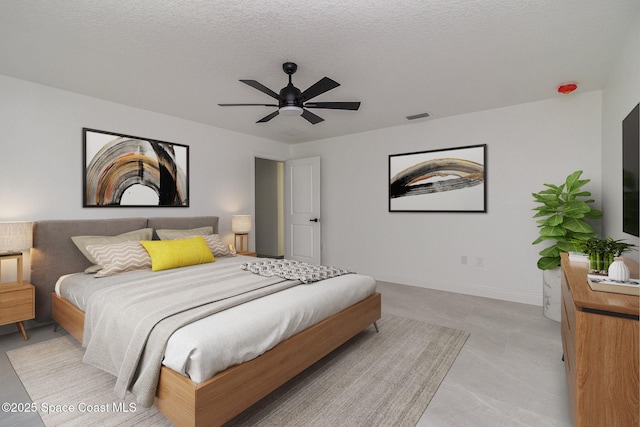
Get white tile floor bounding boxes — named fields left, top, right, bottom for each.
left=375, top=282, right=571, bottom=427
left=0, top=281, right=571, bottom=426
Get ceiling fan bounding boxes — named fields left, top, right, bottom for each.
left=218, top=62, right=361, bottom=125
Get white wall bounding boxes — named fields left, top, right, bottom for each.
left=0, top=74, right=290, bottom=281
left=0, top=74, right=289, bottom=222
left=601, top=9, right=640, bottom=263
left=291, top=92, right=603, bottom=305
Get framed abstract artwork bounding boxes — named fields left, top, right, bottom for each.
left=83, top=128, right=189, bottom=207
left=389, top=144, right=487, bottom=212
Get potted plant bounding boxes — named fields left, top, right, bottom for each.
left=577, top=237, right=610, bottom=273
left=576, top=237, right=636, bottom=274
left=532, top=170, right=603, bottom=320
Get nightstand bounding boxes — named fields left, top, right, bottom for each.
left=237, top=251, right=257, bottom=257
left=0, top=282, right=35, bottom=340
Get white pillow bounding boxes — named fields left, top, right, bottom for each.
left=86, top=241, right=152, bottom=277
left=156, top=226, right=213, bottom=240
left=71, top=228, right=153, bottom=273
left=201, top=234, right=231, bottom=257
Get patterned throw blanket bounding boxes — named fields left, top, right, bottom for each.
left=242, top=259, right=352, bottom=284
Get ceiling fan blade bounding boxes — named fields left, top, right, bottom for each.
left=303, top=101, right=361, bottom=111
left=301, top=77, right=340, bottom=101
left=240, top=80, right=280, bottom=99
left=301, top=109, right=324, bottom=125
left=218, top=103, right=278, bottom=107
left=256, top=110, right=280, bottom=123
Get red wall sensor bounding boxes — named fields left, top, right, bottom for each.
left=557, top=83, right=578, bottom=94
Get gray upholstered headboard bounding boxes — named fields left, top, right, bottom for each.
left=31, top=216, right=219, bottom=322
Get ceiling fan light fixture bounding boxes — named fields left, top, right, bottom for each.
left=220, top=63, right=360, bottom=124
left=279, top=106, right=303, bottom=116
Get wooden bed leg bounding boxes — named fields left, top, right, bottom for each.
left=373, top=321, right=379, bottom=333
left=53, top=322, right=59, bottom=332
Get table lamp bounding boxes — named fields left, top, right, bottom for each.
left=231, top=215, right=251, bottom=253
left=0, top=221, right=33, bottom=287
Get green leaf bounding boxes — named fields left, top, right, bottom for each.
left=562, top=201, right=591, bottom=217
left=540, top=226, right=566, bottom=237
left=532, top=194, right=560, bottom=203
left=538, top=257, right=561, bottom=270
left=539, top=245, right=560, bottom=257
left=536, top=217, right=560, bottom=226
left=543, top=183, right=564, bottom=192
left=563, top=217, right=595, bottom=234
left=557, top=241, right=580, bottom=252
left=571, top=234, right=594, bottom=242
left=535, top=204, right=558, bottom=210
left=546, top=215, right=563, bottom=226
left=533, top=210, right=556, bottom=218
left=571, top=191, right=591, bottom=198
left=532, top=235, right=556, bottom=245
left=572, top=179, right=590, bottom=190
left=584, top=208, right=603, bottom=219
left=565, top=170, right=584, bottom=191
left=538, top=188, right=561, bottom=195
left=537, top=218, right=563, bottom=227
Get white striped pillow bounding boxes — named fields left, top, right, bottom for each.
left=86, top=241, right=152, bottom=277
left=202, top=234, right=231, bottom=257
left=180, top=234, right=230, bottom=257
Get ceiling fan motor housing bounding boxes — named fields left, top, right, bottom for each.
left=280, top=84, right=303, bottom=108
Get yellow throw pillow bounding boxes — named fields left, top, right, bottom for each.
left=140, top=236, right=215, bottom=272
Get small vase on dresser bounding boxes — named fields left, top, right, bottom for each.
left=608, top=257, right=631, bottom=281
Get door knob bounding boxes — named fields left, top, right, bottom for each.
left=309, top=218, right=319, bottom=222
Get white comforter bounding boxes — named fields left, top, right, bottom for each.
left=56, top=256, right=376, bottom=384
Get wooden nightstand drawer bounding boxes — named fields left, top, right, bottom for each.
left=0, top=302, right=33, bottom=323
left=0, top=287, right=32, bottom=305
left=0, top=284, right=35, bottom=325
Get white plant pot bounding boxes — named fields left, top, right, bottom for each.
left=543, top=268, right=561, bottom=322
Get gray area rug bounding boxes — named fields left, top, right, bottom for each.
left=7, top=314, right=468, bottom=427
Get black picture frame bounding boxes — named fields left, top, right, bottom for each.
left=389, top=144, right=487, bottom=213
left=83, top=128, right=189, bottom=207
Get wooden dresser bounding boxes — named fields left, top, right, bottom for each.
left=560, top=253, right=639, bottom=427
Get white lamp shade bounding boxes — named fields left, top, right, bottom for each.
left=279, top=106, right=303, bottom=116
left=232, top=215, right=252, bottom=234
left=0, top=221, right=33, bottom=252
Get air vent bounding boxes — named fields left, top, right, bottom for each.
left=406, top=112, right=431, bottom=120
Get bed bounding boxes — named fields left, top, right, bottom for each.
left=31, top=216, right=381, bottom=426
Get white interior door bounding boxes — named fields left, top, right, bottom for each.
left=284, top=157, right=321, bottom=264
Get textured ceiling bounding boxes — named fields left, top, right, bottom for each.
left=0, top=0, right=638, bottom=144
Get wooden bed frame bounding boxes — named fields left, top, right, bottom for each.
left=34, top=216, right=381, bottom=426
left=53, top=291, right=381, bottom=426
